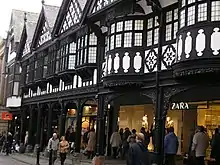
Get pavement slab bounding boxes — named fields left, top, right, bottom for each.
left=0, top=154, right=28, bottom=165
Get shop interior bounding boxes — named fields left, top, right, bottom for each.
left=118, top=101, right=220, bottom=158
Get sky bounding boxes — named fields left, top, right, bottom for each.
left=0, top=0, right=62, bottom=38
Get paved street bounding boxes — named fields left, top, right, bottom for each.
left=0, top=154, right=27, bottom=165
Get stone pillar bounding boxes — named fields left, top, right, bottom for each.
left=75, top=99, right=82, bottom=152
left=34, top=104, right=42, bottom=153
left=19, top=109, right=26, bottom=144
left=59, top=101, right=66, bottom=137
left=47, top=103, right=53, bottom=141
left=96, top=95, right=105, bottom=156
left=26, top=107, right=34, bottom=152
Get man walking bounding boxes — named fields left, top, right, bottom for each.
left=164, top=127, right=179, bottom=165
left=47, top=133, right=59, bottom=165
left=191, top=126, right=209, bottom=165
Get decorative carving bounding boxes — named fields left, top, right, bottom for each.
left=173, top=67, right=220, bottom=77
left=107, top=55, right=112, bottom=74
left=162, top=44, right=176, bottom=69
left=104, top=80, right=144, bottom=88
left=185, top=32, right=192, bottom=59
left=211, top=28, right=220, bottom=56
left=196, top=29, right=206, bottom=57
left=177, top=35, right=183, bottom=62
left=134, top=52, right=142, bottom=73
left=114, top=53, right=120, bottom=73
left=141, top=89, right=156, bottom=104
left=123, top=52, right=130, bottom=73
left=145, top=49, right=157, bottom=73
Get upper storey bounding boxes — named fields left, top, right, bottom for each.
left=173, top=0, right=220, bottom=78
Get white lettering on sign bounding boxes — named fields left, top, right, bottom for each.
left=171, top=102, right=189, bottom=110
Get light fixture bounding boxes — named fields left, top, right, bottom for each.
left=108, top=104, right=111, bottom=109
left=15, top=116, right=17, bottom=120
left=27, top=116, right=29, bottom=119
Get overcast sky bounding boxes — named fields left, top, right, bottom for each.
left=0, top=0, right=62, bottom=38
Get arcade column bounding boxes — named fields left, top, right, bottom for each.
left=75, top=99, right=82, bottom=153
left=47, top=103, right=52, bottom=141
left=59, top=101, right=66, bottom=137
left=34, top=104, right=42, bottom=152
left=26, top=107, right=34, bottom=152
left=96, top=95, right=105, bottom=156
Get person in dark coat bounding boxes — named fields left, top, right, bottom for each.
left=122, top=128, right=131, bottom=159
left=127, top=133, right=149, bottom=165
left=211, top=128, right=220, bottom=164
left=140, top=127, right=151, bottom=148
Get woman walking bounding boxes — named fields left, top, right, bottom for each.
left=59, top=136, right=69, bottom=165
left=87, top=128, right=96, bottom=159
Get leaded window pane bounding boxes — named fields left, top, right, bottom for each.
left=188, top=0, right=195, bottom=5
left=89, top=33, right=97, bottom=45
left=111, top=24, right=115, bottom=34
left=134, top=33, right=143, bottom=46
left=110, top=35, right=115, bottom=50
left=180, top=10, right=185, bottom=28
left=198, top=3, right=207, bottom=22
left=116, top=22, right=123, bottom=32
left=147, top=18, right=153, bottom=29
left=88, top=47, right=97, bottom=63
left=166, top=11, right=173, bottom=23
left=69, top=42, right=76, bottom=53
left=68, top=55, right=76, bottom=69
left=124, top=20, right=133, bottom=31
left=166, top=24, right=172, bottom=41
left=147, top=30, right=153, bottom=46
left=154, top=28, right=159, bottom=45
left=173, top=22, right=178, bottom=39
left=115, top=34, right=122, bottom=48
left=187, top=6, right=195, bottom=26
left=124, top=33, right=132, bottom=47
left=212, top=1, right=220, bottom=21
left=135, top=20, right=144, bottom=30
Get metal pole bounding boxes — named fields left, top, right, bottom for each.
left=36, top=146, right=40, bottom=165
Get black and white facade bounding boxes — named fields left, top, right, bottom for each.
left=13, top=0, right=220, bottom=162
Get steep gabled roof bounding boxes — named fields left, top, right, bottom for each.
left=10, top=9, right=39, bottom=42
left=16, top=13, right=39, bottom=60
left=31, top=4, right=60, bottom=49
left=52, top=0, right=88, bottom=36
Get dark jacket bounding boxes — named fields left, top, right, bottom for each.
left=164, top=132, right=179, bottom=154
left=127, top=142, right=149, bottom=165
left=211, top=133, right=220, bottom=159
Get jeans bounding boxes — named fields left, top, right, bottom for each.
left=195, top=156, right=205, bottom=165
left=165, top=154, right=176, bottom=165
left=60, top=153, right=67, bottom=165
left=112, top=147, right=118, bottom=158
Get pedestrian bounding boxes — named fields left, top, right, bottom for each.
left=59, top=136, right=69, bottom=165
left=191, top=126, right=209, bottom=165
left=110, top=128, right=122, bottom=158
left=210, top=128, right=220, bottom=164
left=86, top=128, right=96, bottom=159
left=47, top=133, right=59, bottom=165
left=24, top=131, right=28, bottom=147
left=164, top=127, right=179, bottom=165
left=127, top=133, right=149, bottom=165
left=5, top=132, right=13, bottom=155
left=140, top=127, right=151, bottom=148
left=122, top=128, right=131, bottom=159
left=127, top=129, right=136, bottom=146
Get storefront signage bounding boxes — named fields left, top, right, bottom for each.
left=171, top=102, right=189, bottom=110
left=1, top=112, right=13, bottom=121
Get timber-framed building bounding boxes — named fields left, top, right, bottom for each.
left=10, top=0, right=220, bottom=162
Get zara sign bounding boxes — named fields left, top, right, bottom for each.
left=171, top=102, right=189, bottom=110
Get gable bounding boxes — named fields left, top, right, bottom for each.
left=91, top=0, right=119, bottom=14
left=23, top=40, right=31, bottom=56
left=37, top=19, right=51, bottom=47
left=60, top=0, right=84, bottom=33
